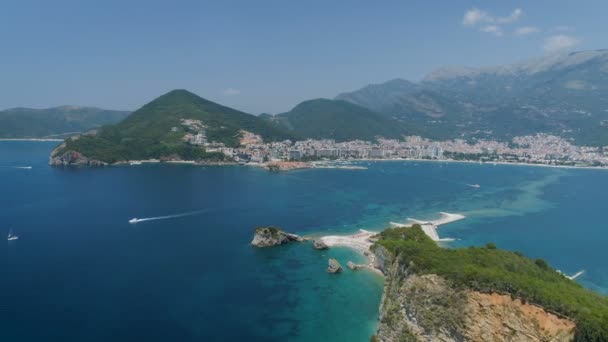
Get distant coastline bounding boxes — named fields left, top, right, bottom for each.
left=48, top=155, right=608, bottom=171
left=0, top=138, right=63, bottom=142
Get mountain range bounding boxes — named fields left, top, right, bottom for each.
left=337, top=49, right=608, bottom=145
left=0, top=106, right=129, bottom=139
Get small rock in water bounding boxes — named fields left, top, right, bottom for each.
left=347, top=261, right=357, bottom=270
left=327, top=258, right=343, bottom=273
left=251, top=227, right=303, bottom=247
left=312, top=239, right=329, bottom=250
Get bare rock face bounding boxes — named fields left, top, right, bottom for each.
left=327, top=258, right=343, bottom=273
left=251, top=227, right=303, bottom=247
left=49, top=149, right=107, bottom=167
left=312, top=239, right=329, bottom=250
left=371, top=245, right=391, bottom=275
left=463, top=292, right=575, bottom=342
left=373, top=264, right=576, bottom=342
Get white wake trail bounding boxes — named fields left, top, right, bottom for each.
left=129, top=210, right=207, bottom=224
left=0, top=166, right=32, bottom=169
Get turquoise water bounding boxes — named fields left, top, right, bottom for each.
left=1, top=141, right=607, bottom=341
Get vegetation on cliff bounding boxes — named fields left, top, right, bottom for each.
left=373, top=225, right=608, bottom=341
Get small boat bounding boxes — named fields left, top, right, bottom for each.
left=129, top=161, right=142, bottom=165
left=467, top=184, right=481, bottom=188
left=129, top=218, right=139, bottom=224
left=7, top=229, right=18, bottom=241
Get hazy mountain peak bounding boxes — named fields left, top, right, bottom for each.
left=424, top=49, right=608, bottom=82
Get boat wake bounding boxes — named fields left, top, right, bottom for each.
left=128, top=210, right=207, bottom=224
left=0, top=166, right=32, bottom=170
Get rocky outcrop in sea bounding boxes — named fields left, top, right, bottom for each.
left=327, top=258, right=343, bottom=273
left=250, top=227, right=304, bottom=247
left=312, top=240, right=329, bottom=250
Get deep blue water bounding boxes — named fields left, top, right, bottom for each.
left=1, top=141, right=607, bottom=341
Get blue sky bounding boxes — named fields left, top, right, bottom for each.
left=1, top=0, right=606, bottom=113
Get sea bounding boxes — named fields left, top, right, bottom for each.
left=1, top=141, right=607, bottom=342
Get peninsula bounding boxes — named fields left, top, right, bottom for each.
left=367, top=225, right=608, bottom=341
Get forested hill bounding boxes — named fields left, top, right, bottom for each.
left=268, top=98, right=418, bottom=142
left=53, top=89, right=293, bottom=163
left=0, top=106, right=129, bottom=138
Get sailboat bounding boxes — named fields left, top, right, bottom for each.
left=7, top=229, right=18, bottom=241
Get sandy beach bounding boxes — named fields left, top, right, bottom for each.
left=316, top=212, right=465, bottom=273
left=390, top=212, right=465, bottom=242
left=319, top=230, right=382, bottom=274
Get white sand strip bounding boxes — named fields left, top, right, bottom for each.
left=319, top=229, right=376, bottom=253
left=567, top=270, right=585, bottom=280
left=394, top=212, right=466, bottom=242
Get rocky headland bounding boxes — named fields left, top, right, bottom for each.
left=368, top=225, right=608, bottom=342
left=49, top=147, right=108, bottom=167
left=373, top=248, right=576, bottom=341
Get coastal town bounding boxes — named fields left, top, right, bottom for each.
left=187, top=124, right=608, bottom=169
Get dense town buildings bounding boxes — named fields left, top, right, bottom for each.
left=193, top=131, right=608, bottom=167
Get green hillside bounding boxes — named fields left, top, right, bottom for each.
left=0, top=106, right=129, bottom=138
left=271, top=98, right=416, bottom=142
left=374, top=225, right=608, bottom=341
left=56, top=89, right=292, bottom=163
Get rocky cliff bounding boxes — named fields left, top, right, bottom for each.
left=250, top=227, right=304, bottom=247
left=49, top=144, right=107, bottom=167
left=372, top=245, right=576, bottom=342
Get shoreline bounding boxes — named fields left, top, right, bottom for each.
left=1, top=138, right=64, bottom=142
left=318, top=229, right=383, bottom=275
left=315, top=212, right=466, bottom=275
left=83, top=157, right=608, bottom=171
left=390, top=212, right=465, bottom=242
left=352, top=157, right=608, bottom=171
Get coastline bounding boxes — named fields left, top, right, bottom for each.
left=1, top=138, right=64, bottom=142
left=315, top=212, right=466, bottom=276
left=318, top=229, right=383, bottom=275
left=353, top=157, right=608, bottom=171
left=73, top=157, right=608, bottom=171
left=390, top=212, right=465, bottom=242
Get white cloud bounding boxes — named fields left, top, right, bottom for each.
left=463, top=8, right=491, bottom=26
left=496, top=8, right=522, bottom=24
left=222, top=88, right=241, bottom=96
left=480, top=25, right=504, bottom=37
left=543, top=35, right=580, bottom=52
left=463, top=8, right=522, bottom=26
left=515, top=26, right=540, bottom=35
